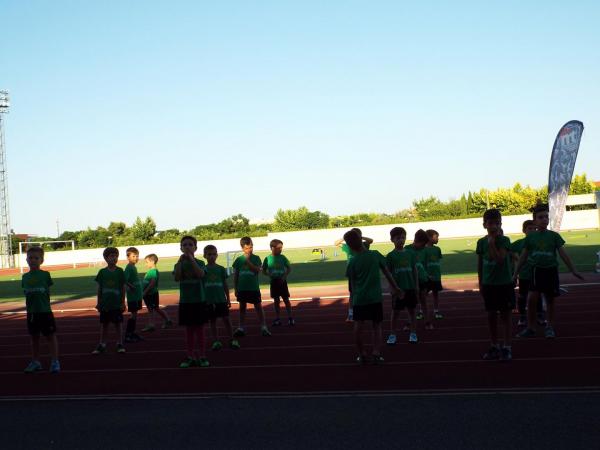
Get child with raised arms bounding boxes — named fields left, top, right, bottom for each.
left=93, top=247, right=126, bottom=354
left=203, top=245, right=240, bottom=350
left=174, top=236, right=210, bottom=368
left=514, top=205, right=584, bottom=339
left=141, top=254, right=172, bottom=332
left=425, top=229, right=444, bottom=320
left=22, top=247, right=60, bottom=373
left=232, top=236, right=271, bottom=337
left=345, top=229, right=401, bottom=364
left=386, top=227, right=419, bottom=345
left=124, top=247, right=144, bottom=343
left=476, top=209, right=513, bottom=361
left=263, top=239, right=294, bottom=326
left=409, top=229, right=434, bottom=330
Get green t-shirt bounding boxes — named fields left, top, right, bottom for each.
left=262, top=254, right=291, bottom=279
left=524, top=230, right=565, bottom=268
left=345, top=250, right=386, bottom=306
left=95, top=267, right=126, bottom=311
left=341, top=242, right=371, bottom=262
left=22, top=270, right=53, bottom=313
left=233, top=254, right=262, bottom=292
left=124, top=264, right=143, bottom=303
left=143, top=268, right=159, bottom=294
left=386, top=249, right=416, bottom=290
left=406, top=244, right=428, bottom=283
left=425, top=245, right=443, bottom=281
left=511, top=238, right=532, bottom=280
left=174, top=258, right=206, bottom=304
left=204, top=264, right=229, bottom=304
left=476, top=235, right=513, bottom=285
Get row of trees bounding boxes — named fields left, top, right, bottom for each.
left=15, top=174, right=596, bottom=251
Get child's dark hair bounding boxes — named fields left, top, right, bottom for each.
left=532, top=204, right=549, bottom=218
left=26, top=246, right=44, bottom=257
left=483, top=208, right=502, bottom=223
left=180, top=235, right=197, bottom=246
left=126, top=247, right=139, bottom=257
left=426, top=229, right=439, bottom=239
left=270, top=239, right=283, bottom=248
left=343, top=229, right=363, bottom=251
left=203, top=244, right=217, bottom=255
left=145, top=254, right=158, bottom=263
left=350, top=227, right=362, bottom=236
left=522, top=220, right=535, bottom=232
left=390, top=227, right=406, bottom=240
left=240, top=236, right=253, bottom=247
left=413, top=229, right=429, bottom=244
left=103, top=247, right=119, bottom=258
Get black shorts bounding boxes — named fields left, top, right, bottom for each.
left=518, top=278, right=531, bottom=302
left=531, top=267, right=560, bottom=298
left=236, top=290, right=262, bottom=305
left=352, top=303, right=384, bottom=323
left=427, top=280, right=443, bottom=293
left=481, top=284, right=515, bottom=312
left=270, top=278, right=290, bottom=299
left=99, top=309, right=124, bottom=324
left=179, top=302, right=210, bottom=326
left=127, top=301, right=142, bottom=313
left=211, top=303, right=230, bottom=319
left=418, top=282, right=428, bottom=293
left=392, top=290, right=418, bottom=310
left=143, top=292, right=160, bottom=310
left=26, top=312, right=57, bottom=337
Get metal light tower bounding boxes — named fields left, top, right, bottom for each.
left=0, top=90, right=13, bottom=269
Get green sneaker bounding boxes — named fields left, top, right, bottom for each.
left=197, top=358, right=210, bottom=368
left=261, top=327, right=272, bottom=337
left=434, top=312, right=444, bottom=320
left=92, top=343, right=107, bottom=355
left=233, top=327, right=246, bottom=337
left=416, top=312, right=424, bottom=320
left=179, top=357, right=196, bottom=368
left=230, top=339, right=241, bottom=350
left=142, top=324, right=156, bottom=332
left=211, top=340, right=223, bottom=351
left=161, top=320, right=173, bottom=329
left=24, top=360, right=42, bottom=373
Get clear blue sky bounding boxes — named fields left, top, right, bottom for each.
left=2, top=0, right=599, bottom=236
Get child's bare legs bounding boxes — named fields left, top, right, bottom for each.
left=238, top=301, right=247, bottom=329
left=432, top=290, right=440, bottom=311
left=210, top=318, right=218, bottom=341
left=194, top=325, right=206, bottom=358
left=273, top=297, right=281, bottom=320
left=499, top=310, right=511, bottom=346
left=389, top=309, right=399, bottom=335
left=354, top=321, right=365, bottom=357
left=255, top=303, right=267, bottom=328
left=420, top=291, right=432, bottom=327
left=114, top=321, right=123, bottom=345
left=147, top=309, right=156, bottom=328
left=282, top=297, right=292, bottom=318
left=527, top=291, right=540, bottom=330
left=30, top=335, right=40, bottom=361
left=185, top=326, right=195, bottom=358
left=487, top=311, right=498, bottom=346
left=222, top=316, right=233, bottom=338
left=47, top=334, right=59, bottom=361
left=545, top=297, right=556, bottom=328
left=155, top=306, right=170, bottom=323
left=100, top=323, right=110, bottom=344
left=407, top=308, right=417, bottom=333
left=372, top=321, right=383, bottom=356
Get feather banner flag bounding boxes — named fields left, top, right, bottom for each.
left=548, top=120, right=584, bottom=231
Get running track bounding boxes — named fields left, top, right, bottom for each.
left=1, top=282, right=599, bottom=399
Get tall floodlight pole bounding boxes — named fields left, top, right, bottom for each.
left=0, top=90, right=13, bottom=269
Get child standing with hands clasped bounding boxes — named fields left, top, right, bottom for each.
left=263, top=239, right=294, bottom=326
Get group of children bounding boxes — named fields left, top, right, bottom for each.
left=21, top=204, right=583, bottom=371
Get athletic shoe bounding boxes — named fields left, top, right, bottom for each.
left=161, top=320, right=174, bottom=329
left=500, top=347, right=513, bottom=362
left=346, top=313, right=354, bottom=322
left=272, top=319, right=282, bottom=327
left=386, top=334, right=397, bottom=345
left=482, top=346, right=501, bottom=360
left=142, top=325, right=156, bottom=332
left=261, top=327, right=272, bottom=337
left=372, top=355, right=385, bottom=365
left=434, top=312, right=444, bottom=320
left=230, top=339, right=241, bottom=350
left=545, top=326, right=556, bottom=339
left=425, top=322, right=434, bottom=330
left=409, top=332, right=418, bottom=343
left=116, top=343, right=126, bottom=353
left=133, top=333, right=144, bottom=342
left=92, top=343, right=107, bottom=355
left=517, top=328, right=536, bottom=338
left=24, top=360, right=42, bottom=373
left=179, top=357, right=196, bottom=368
left=197, top=358, right=210, bottom=368
left=288, top=318, right=295, bottom=326
left=517, top=318, right=527, bottom=327
left=211, top=340, right=223, bottom=351
left=402, top=324, right=411, bottom=332
left=124, top=334, right=135, bottom=343
left=537, top=317, right=547, bottom=327
left=233, top=327, right=246, bottom=337
left=356, top=355, right=368, bottom=365
left=50, top=359, right=61, bottom=374
left=416, top=312, right=424, bottom=320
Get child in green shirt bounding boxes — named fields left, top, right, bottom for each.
left=203, top=245, right=240, bottom=351
left=93, top=247, right=126, bottom=354
left=124, top=247, right=143, bottom=343
left=21, top=247, right=60, bottom=373
left=409, top=229, right=433, bottom=330
left=425, top=229, right=444, bottom=320
left=476, top=209, right=514, bottom=361
left=141, top=253, right=172, bottom=332
left=232, top=236, right=270, bottom=337
left=263, top=239, right=294, bottom=326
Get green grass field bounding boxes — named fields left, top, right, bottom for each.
left=2, top=230, right=598, bottom=303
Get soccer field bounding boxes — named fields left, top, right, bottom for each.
left=1, top=230, right=598, bottom=303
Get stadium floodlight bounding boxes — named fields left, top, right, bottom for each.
left=0, top=90, right=13, bottom=269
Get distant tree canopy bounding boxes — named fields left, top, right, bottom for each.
left=21, top=174, right=596, bottom=250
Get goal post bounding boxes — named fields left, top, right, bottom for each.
left=18, top=240, right=76, bottom=273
